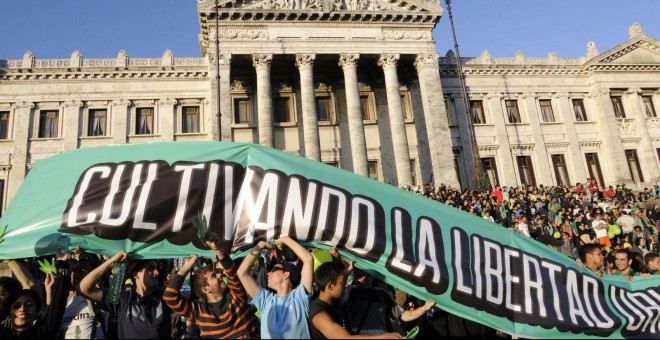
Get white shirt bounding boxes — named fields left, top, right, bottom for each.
left=592, top=219, right=608, bottom=238
left=517, top=222, right=530, bottom=237
left=615, top=215, right=636, bottom=234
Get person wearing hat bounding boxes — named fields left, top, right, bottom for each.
left=237, top=236, right=314, bottom=339
left=79, top=251, right=172, bottom=339
left=163, top=240, right=259, bottom=339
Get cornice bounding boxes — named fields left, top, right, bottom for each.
left=0, top=71, right=208, bottom=82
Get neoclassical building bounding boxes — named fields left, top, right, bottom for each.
left=0, top=0, right=658, bottom=212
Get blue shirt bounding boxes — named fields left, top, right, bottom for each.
left=249, top=284, right=311, bottom=339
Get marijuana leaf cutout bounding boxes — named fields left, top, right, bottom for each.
left=38, top=259, right=57, bottom=275
left=0, top=225, right=7, bottom=245
left=194, top=214, right=209, bottom=243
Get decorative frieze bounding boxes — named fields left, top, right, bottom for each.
left=579, top=141, right=602, bottom=151
left=231, top=80, right=252, bottom=92
left=647, top=117, right=660, bottom=127
left=63, top=100, right=83, bottom=108
left=112, top=99, right=131, bottom=107
left=218, top=29, right=267, bottom=40
left=14, top=101, right=34, bottom=109
left=383, top=31, right=431, bottom=41
left=617, top=118, right=637, bottom=134
left=159, top=98, right=178, bottom=106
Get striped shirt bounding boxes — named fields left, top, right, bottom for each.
left=164, top=261, right=259, bottom=339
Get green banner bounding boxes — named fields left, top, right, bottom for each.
left=0, top=141, right=658, bottom=338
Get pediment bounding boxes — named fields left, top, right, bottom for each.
left=590, top=35, right=660, bottom=65
left=198, top=0, right=441, bottom=13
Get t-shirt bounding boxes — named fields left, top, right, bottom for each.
left=58, top=295, right=104, bottom=339
left=249, top=284, right=311, bottom=339
left=309, top=299, right=344, bottom=339
left=592, top=220, right=607, bottom=238
left=104, top=287, right=171, bottom=339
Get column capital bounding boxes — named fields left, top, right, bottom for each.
left=295, top=54, right=316, bottom=68
left=378, top=54, right=400, bottom=68
left=626, top=87, right=643, bottom=95
left=486, top=93, right=504, bottom=100
left=112, top=99, right=132, bottom=107
left=14, top=101, right=34, bottom=109
left=63, top=100, right=83, bottom=108
left=252, top=54, right=272, bottom=68
left=159, top=98, right=178, bottom=106
left=588, top=87, right=609, bottom=98
left=414, top=53, right=440, bottom=71
left=338, top=53, right=360, bottom=68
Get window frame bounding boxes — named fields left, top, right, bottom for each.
left=232, top=95, right=255, bottom=125
left=551, top=154, right=571, bottom=186
left=367, top=160, right=380, bottom=181
left=539, top=99, right=556, bottom=123
left=181, top=105, right=201, bottom=134
left=37, top=109, right=60, bottom=139
left=470, top=100, right=486, bottom=125
left=572, top=99, right=588, bottom=122
left=611, top=96, right=626, bottom=118
left=481, top=157, right=499, bottom=187
left=87, top=108, right=108, bottom=137
left=642, top=96, right=657, bottom=118
left=315, top=96, right=335, bottom=123
left=135, top=107, right=155, bottom=135
left=0, top=111, right=10, bottom=140
left=516, top=155, right=537, bottom=187
left=400, top=92, right=413, bottom=121
left=625, top=149, right=645, bottom=183
left=360, top=93, right=377, bottom=122
left=505, top=100, right=522, bottom=123
left=584, top=153, right=604, bottom=186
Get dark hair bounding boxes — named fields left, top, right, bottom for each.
left=127, top=260, right=157, bottom=281
left=0, top=277, right=22, bottom=318
left=314, top=261, right=345, bottom=291
left=614, top=249, right=632, bottom=261
left=280, top=261, right=301, bottom=287
left=191, top=267, right=212, bottom=300
left=579, top=243, right=602, bottom=263
left=644, top=253, right=659, bottom=266
left=8, top=289, right=42, bottom=318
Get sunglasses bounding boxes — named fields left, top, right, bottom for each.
left=270, top=266, right=285, bottom=273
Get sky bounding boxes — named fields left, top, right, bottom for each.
left=0, top=0, right=658, bottom=60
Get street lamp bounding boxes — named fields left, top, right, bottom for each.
left=444, top=0, right=492, bottom=192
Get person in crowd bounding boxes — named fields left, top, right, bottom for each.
left=591, top=213, right=611, bottom=248
left=644, top=253, right=660, bottom=274
left=616, top=210, right=636, bottom=235
left=164, top=240, right=259, bottom=338
left=79, top=251, right=172, bottom=339
left=579, top=243, right=605, bottom=278
left=631, top=237, right=649, bottom=258
left=237, top=236, right=314, bottom=339
left=612, top=249, right=637, bottom=278
left=516, top=216, right=531, bottom=237
left=0, top=254, right=71, bottom=339
left=310, top=261, right=405, bottom=339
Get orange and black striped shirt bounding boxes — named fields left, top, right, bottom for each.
left=164, top=261, right=259, bottom=339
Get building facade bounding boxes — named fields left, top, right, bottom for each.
left=0, top=0, right=658, bottom=212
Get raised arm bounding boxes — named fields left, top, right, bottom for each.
left=79, top=251, right=127, bottom=302
left=237, top=240, right=273, bottom=297
left=276, top=236, right=313, bottom=293
left=164, top=255, right=197, bottom=321
left=400, top=300, right=436, bottom=322
left=3, top=259, right=35, bottom=290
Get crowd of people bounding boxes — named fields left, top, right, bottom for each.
left=0, top=178, right=658, bottom=339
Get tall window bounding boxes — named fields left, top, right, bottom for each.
left=551, top=154, right=570, bottom=186
left=136, top=108, right=154, bottom=135
left=470, top=100, right=486, bottom=124
left=516, top=156, right=536, bottom=186
left=585, top=153, right=604, bottom=186
left=572, top=99, right=588, bottom=121
left=409, top=160, right=417, bottom=186
left=0, top=112, right=9, bottom=140
left=611, top=96, right=626, bottom=118
left=643, top=96, right=657, bottom=117
left=625, top=149, right=644, bottom=183
left=233, top=98, right=252, bottom=123
left=539, top=99, right=555, bottom=122
left=39, top=110, right=59, bottom=138
left=505, top=100, right=521, bottom=123
left=182, top=106, right=200, bottom=133
left=273, top=97, right=292, bottom=123
left=316, top=97, right=333, bottom=122
left=360, top=95, right=375, bottom=120
left=481, top=157, right=499, bottom=188
left=401, top=94, right=413, bottom=120
left=368, top=161, right=379, bottom=180
left=88, top=109, right=107, bottom=136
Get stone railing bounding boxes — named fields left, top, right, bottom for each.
left=0, top=51, right=206, bottom=69
left=617, top=118, right=637, bottom=134
left=441, top=56, right=582, bottom=66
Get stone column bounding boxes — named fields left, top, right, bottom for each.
left=378, top=54, right=412, bottom=186
left=521, top=93, right=553, bottom=184
left=624, top=88, right=660, bottom=183
left=339, top=54, right=368, bottom=176
left=158, top=98, right=177, bottom=141
left=555, top=93, right=587, bottom=181
left=218, top=54, right=232, bottom=141
left=487, top=93, right=517, bottom=185
left=414, top=53, right=459, bottom=188
left=253, top=54, right=274, bottom=147
left=588, top=87, right=632, bottom=185
left=63, top=100, right=82, bottom=151
left=296, top=54, right=321, bottom=161
left=7, top=101, right=33, bottom=203
left=111, top=99, right=131, bottom=144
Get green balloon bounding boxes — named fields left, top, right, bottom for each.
left=608, top=231, right=615, bottom=239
